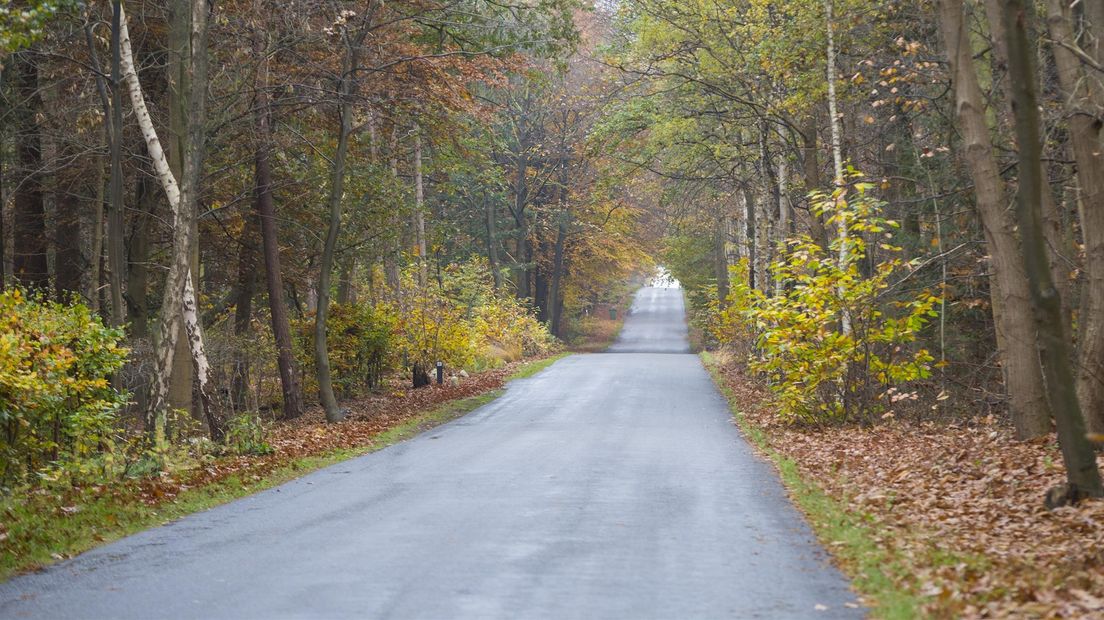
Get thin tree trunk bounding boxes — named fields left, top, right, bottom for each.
left=53, top=147, right=83, bottom=299
left=938, top=0, right=1050, bottom=439
left=745, top=186, right=757, bottom=291
left=11, top=51, right=48, bottom=292
left=83, top=14, right=111, bottom=314
left=1000, top=0, right=1102, bottom=498
left=231, top=228, right=257, bottom=413
left=252, top=11, right=303, bottom=419
left=775, top=154, right=790, bottom=297
left=715, top=215, right=730, bottom=303
left=315, top=10, right=378, bottom=422
left=384, top=119, right=402, bottom=294
left=825, top=0, right=850, bottom=334
left=107, top=0, right=126, bottom=324
left=412, top=126, right=427, bottom=288
left=485, top=193, right=502, bottom=290
left=801, top=115, right=829, bottom=247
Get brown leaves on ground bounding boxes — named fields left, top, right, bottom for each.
left=715, top=364, right=1104, bottom=619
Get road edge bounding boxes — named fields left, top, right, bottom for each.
left=700, top=351, right=922, bottom=620
left=0, top=353, right=571, bottom=582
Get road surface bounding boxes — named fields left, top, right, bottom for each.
left=1, top=286, right=862, bottom=619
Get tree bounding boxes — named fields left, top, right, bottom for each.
left=118, top=2, right=222, bottom=441
left=998, top=0, right=1102, bottom=501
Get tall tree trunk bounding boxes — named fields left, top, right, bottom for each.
left=83, top=13, right=111, bottom=314
left=982, top=0, right=1071, bottom=327
left=413, top=126, right=427, bottom=288
left=825, top=0, right=850, bottom=334
left=120, top=3, right=221, bottom=441
left=1046, top=0, right=1104, bottom=434
left=745, top=186, right=757, bottom=291
left=315, top=9, right=379, bottom=423
left=128, top=175, right=153, bottom=414
left=385, top=120, right=402, bottom=294
left=549, top=217, right=567, bottom=336
left=715, top=214, right=730, bottom=303
left=800, top=115, right=829, bottom=247
left=53, top=146, right=83, bottom=299
left=775, top=154, right=790, bottom=297
left=485, top=193, right=502, bottom=290
left=513, top=157, right=530, bottom=300
left=167, top=0, right=195, bottom=422
left=231, top=228, right=257, bottom=413
left=1000, top=0, right=1102, bottom=498
left=107, top=0, right=126, bottom=325
left=11, top=51, right=48, bottom=292
left=938, top=0, right=1050, bottom=439
left=252, top=10, right=302, bottom=420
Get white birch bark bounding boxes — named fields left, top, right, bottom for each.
left=119, top=5, right=214, bottom=435
left=824, top=0, right=851, bottom=333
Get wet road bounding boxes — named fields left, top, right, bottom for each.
left=1, top=286, right=861, bottom=619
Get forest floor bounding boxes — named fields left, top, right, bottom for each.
left=0, top=353, right=567, bottom=582
left=703, top=353, right=1104, bottom=619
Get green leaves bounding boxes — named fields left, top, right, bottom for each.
left=0, top=1, right=75, bottom=56
left=0, top=289, right=129, bottom=488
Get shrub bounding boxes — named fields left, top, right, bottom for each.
left=729, top=180, right=938, bottom=423
left=0, top=289, right=128, bottom=487
left=296, top=303, right=398, bottom=398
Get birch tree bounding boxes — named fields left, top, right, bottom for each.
left=118, top=3, right=222, bottom=440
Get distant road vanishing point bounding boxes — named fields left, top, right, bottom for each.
left=1, top=286, right=862, bottom=619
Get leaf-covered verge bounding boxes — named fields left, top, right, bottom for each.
left=0, top=353, right=568, bottom=582
left=703, top=352, right=1104, bottom=619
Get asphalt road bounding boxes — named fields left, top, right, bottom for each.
left=1, top=286, right=862, bottom=619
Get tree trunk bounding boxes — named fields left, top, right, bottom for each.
left=485, top=193, right=502, bottom=290
left=53, top=146, right=83, bottom=299
left=800, top=115, right=829, bottom=247
left=413, top=126, right=427, bottom=288
left=1046, top=0, right=1104, bottom=435
left=513, top=158, right=530, bottom=300
left=775, top=154, right=790, bottom=297
left=1000, top=0, right=1102, bottom=498
left=166, top=0, right=195, bottom=423
left=105, top=0, right=126, bottom=324
left=549, top=218, right=567, bottom=336
left=231, top=226, right=257, bottom=413
left=938, top=0, right=1050, bottom=439
left=315, top=13, right=376, bottom=423
left=252, top=13, right=303, bottom=419
left=715, top=215, right=730, bottom=303
left=745, top=186, right=757, bottom=291
left=825, top=0, right=851, bottom=334
left=120, top=3, right=221, bottom=441
left=11, top=51, right=48, bottom=292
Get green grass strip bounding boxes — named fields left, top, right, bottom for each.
left=0, top=354, right=569, bottom=582
left=700, top=351, right=924, bottom=620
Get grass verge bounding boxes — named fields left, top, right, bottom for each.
left=0, top=354, right=568, bottom=582
left=700, top=351, right=924, bottom=619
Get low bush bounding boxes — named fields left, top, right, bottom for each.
left=0, top=289, right=129, bottom=488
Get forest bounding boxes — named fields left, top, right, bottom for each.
left=2, top=0, right=1104, bottom=617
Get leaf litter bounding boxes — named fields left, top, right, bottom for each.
left=714, top=363, right=1104, bottom=619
